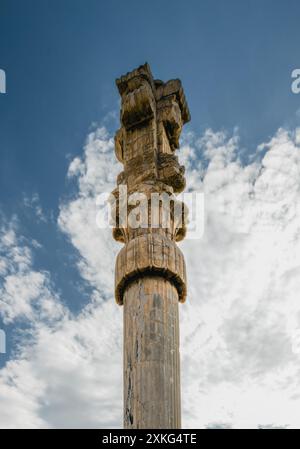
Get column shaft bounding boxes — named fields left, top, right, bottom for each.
left=123, top=276, right=181, bottom=429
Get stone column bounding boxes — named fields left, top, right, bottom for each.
left=111, top=63, right=190, bottom=429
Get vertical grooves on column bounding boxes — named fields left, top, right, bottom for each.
left=123, top=276, right=181, bottom=429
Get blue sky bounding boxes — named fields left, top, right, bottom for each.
left=1, top=0, right=300, bottom=293
left=1, top=0, right=300, bottom=428
left=1, top=0, right=300, bottom=201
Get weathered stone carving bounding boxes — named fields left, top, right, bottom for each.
left=112, top=63, right=190, bottom=429
left=115, top=233, right=187, bottom=305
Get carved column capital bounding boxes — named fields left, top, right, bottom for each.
left=112, top=63, right=190, bottom=306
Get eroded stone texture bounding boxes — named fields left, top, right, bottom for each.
left=112, top=63, right=190, bottom=429
left=123, top=277, right=181, bottom=429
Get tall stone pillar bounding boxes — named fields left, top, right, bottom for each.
left=112, top=63, right=190, bottom=429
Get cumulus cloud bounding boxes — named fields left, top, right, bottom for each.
left=0, top=221, right=65, bottom=324
left=1, top=124, right=300, bottom=428
left=179, top=127, right=300, bottom=428
left=0, top=300, right=122, bottom=428
left=58, top=127, right=121, bottom=296
left=0, top=213, right=122, bottom=428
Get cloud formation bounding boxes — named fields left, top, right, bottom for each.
left=0, top=213, right=122, bottom=428
left=180, top=127, right=300, bottom=428
left=0, top=220, right=65, bottom=324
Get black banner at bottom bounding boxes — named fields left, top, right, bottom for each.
left=0, top=428, right=293, bottom=445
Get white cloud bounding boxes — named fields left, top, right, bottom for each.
left=58, top=127, right=121, bottom=295
left=0, top=299, right=122, bottom=428
left=0, top=222, right=65, bottom=324
left=1, top=125, right=300, bottom=428
left=179, top=127, right=300, bottom=428
left=0, top=215, right=122, bottom=428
